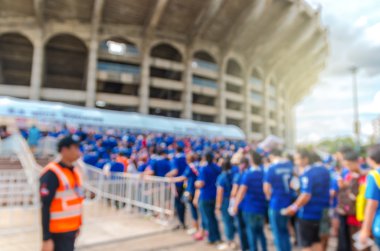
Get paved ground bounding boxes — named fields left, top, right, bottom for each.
left=0, top=202, right=341, bottom=251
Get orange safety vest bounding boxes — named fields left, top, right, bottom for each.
left=41, top=162, right=84, bottom=233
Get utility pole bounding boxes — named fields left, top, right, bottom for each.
left=350, top=66, right=360, bottom=149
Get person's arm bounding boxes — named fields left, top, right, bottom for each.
left=195, top=168, right=205, bottom=189
left=284, top=173, right=312, bottom=216
left=284, top=193, right=311, bottom=216
left=193, top=189, right=200, bottom=208
left=40, top=170, right=59, bottom=241
left=359, top=173, right=380, bottom=244
left=359, top=199, right=378, bottom=243
left=166, top=169, right=178, bottom=178
left=230, top=184, right=239, bottom=198
left=232, top=185, right=248, bottom=214
left=170, top=175, right=187, bottom=183
left=263, top=183, right=272, bottom=200
left=195, top=180, right=205, bottom=188
left=263, top=167, right=272, bottom=200
left=215, top=187, right=224, bottom=211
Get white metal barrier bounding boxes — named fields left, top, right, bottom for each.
left=0, top=132, right=176, bottom=232
left=82, top=163, right=176, bottom=218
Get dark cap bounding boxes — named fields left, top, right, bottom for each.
left=57, top=135, right=80, bottom=152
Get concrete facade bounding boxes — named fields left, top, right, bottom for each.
left=0, top=0, right=328, bottom=148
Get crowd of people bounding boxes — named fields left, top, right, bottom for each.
left=22, top=125, right=380, bottom=251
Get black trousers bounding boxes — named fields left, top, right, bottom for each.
left=51, top=231, right=77, bottom=251
left=337, top=215, right=351, bottom=251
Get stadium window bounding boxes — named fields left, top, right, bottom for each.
left=251, top=122, right=262, bottom=133
left=251, top=106, right=262, bottom=116
left=149, top=87, right=182, bottom=101
left=192, top=113, right=215, bottom=122
left=226, top=100, right=242, bottom=111
left=226, top=83, right=241, bottom=94
left=226, top=118, right=241, bottom=127
left=150, top=67, right=182, bottom=81
left=192, top=94, right=215, bottom=106
left=226, top=59, right=242, bottom=78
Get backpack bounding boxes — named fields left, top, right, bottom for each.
left=356, top=170, right=380, bottom=221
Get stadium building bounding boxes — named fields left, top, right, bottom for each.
left=0, top=0, right=328, bottom=148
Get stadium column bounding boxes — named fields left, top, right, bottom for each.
left=183, top=47, right=193, bottom=119
left=217, top=55, right=227, bottom=124
left=243, top=70, right=251, bottom=139
left=85, top=38, right=98, bottom=107
left=263, top=77, right=271, bottom=136
left=138, top=41, right=150, bottom=114
left=30, top=33, right=44, bottom=100
left=86, top=0, right=104, bottom=107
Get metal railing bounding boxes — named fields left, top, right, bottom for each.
left=192, top=76, right=218, bottom=89
left=0, top=133, right=176, bottom=231
left=97, top=61, right=141, bottom=75
left=81, top=162, right=175, bottom=217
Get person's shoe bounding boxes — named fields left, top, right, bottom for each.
left=193, top=232, right=204, bottom=241
left=186, top=228, right=197, bottom=235
left=217, top=243, right=229, bottom=250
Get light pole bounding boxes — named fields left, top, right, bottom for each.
left=350, top=66, right=360, bottom=148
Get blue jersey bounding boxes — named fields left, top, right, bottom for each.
left=198, top=163, right=222, bottom=201
left=264, top=161, right=294, bottom=210
left=183, top=163, right=199, bottom=194
left=241, top=167, right=267, bottom=214
left=151, top=157, right=171, bottom=177
left=365, top=169, right=380, bottom=237
left=298, top=165, right=331, bottom=220
left=171, top=153, right=187, bottom=187
left=216, top=170, right=234, bottom=198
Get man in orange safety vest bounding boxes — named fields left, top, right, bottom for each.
left=40, top=135, right=84, bottom=251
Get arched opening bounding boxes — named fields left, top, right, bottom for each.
left=226, top=59, right=242, bottom=78
left=96, top=37, right=140, bottom=112
left=44, top=34, right=88, bottom=90
left=250, top=69, right=263, bottom=90
left=150, top=43, right=182, bottom=62
left=191, top=50, right=218, bottom=122
left=0, top=33, right=33, bottom=86
left=149, top=43, right=183, bottom=118
left=99, top=37, right=139, bottom=56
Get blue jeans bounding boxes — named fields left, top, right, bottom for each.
left=175, top=186, right=186, bottom=226
left=199, top=200, right=221, bottom=243
left=236, top=209, right=249, bottom=251
left=268, top=209, right=291, bottom=251
left=188, top=195, right=198, bottom=221
left=243, top=212, right=267, bottom=251
left=221, top=199, right=235, bottom=241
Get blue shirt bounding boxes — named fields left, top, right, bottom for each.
left=365, top=169, right=380, bottom=237
left=216, top=170, right=234, bottom=198
left=198, top=163, right=222, bottom=201
left=151, top=157, right=171, bottom=177
left=264, top=161, right=294, bottom=210
left=183, top=163, right=199, bottom=194
left=241, top=167, right=267, bottom=214
left=298, top=165, right=331, bottom=220
left=171, top=153, right=187, bottom=187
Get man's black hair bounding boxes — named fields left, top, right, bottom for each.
left=57, top=135, right=79, bottom=152
left=270, top=148, right=283, bottom=157
left=297, top=149, right=313, bottom=163
left=368, top=144, right=380, bottom=164
left=251, top=151, right=263, bottom=166
left=343, top=150, right=359, bottom=162
left=222, top=157, right=232, bottom=172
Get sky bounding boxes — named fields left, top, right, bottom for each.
left=296, top=0, right=380, bottom=143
